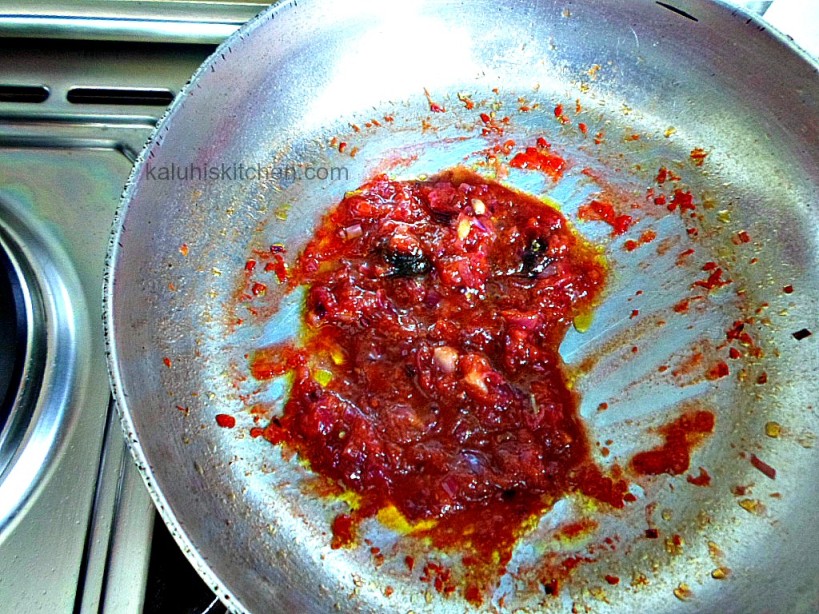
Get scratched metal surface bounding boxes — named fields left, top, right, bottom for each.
left=105, top=0, right=818, bottom=612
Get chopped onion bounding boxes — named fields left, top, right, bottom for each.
left=457, top=217, right=471, bottom=240
left=471, top=198, right=486, bottom=215
left=341, top=223, right=363, bottom=240
left=433, top=346, right=459, bottom=373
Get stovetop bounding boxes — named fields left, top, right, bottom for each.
left=0, top=2, right=812, bottom=613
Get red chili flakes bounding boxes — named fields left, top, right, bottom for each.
left=509, top=146, right=566, bottom=181
left=179, top=243, right=189, bottom=257
left=631, top=410, right=715, bottom=476
left=477, top=112, right=509, bottom=136
left=705, top=361, right=729, bottom=380
left=673, top=299, right=691, bottom=314
left=625, top=134, right=641, bottom=142
left=499, top=139, right=516, bottom=156
left=578, top=122, right=588, bottom=135
left=383, top=114, right=395, bottom=123
left=215, top=413, right=236, bottom=428
left=405, top=555, right=415, bottom=572
left=656, top=166, right=681, bottom=184
left=349, top=146, right=360, bottom=158
left=624, top=229, right=657, bottom=251
left=630, top=309, right=639, bottom=319
left=668, top=189, right=696, bottom=213
left=331, top=513, right=356, bottom=549
left=338, top=141, right=347, bottom=153
left=604, top=575, right=621, bottom=585
left=244, top=259, right=257, bottom=272
left=728, top=347, right=742, bottom=360
left=693, top=267, right=730, bottom=291
left=251, top=282, right=267, bottom=296
left=598, top=402, right=609, bottom=411
left=420, top=562, right=456, bottom=594
left=686, top=467, right=711, bottom=486
left=553, top=103, right=570, bottom=124
left=465, top=584, right=483, bottom=604
left=690, top=147, right=708, bottom=166
left=641, top=229, right=657, bottom=244
left=162, top=357, right=172, bottom=368
left=264, top=253, right=288, bottom=283
left=594, top=131, right=605, bottom=145
left=575, top=99, right=583, bottom=114
left=783, top=284, right=794, bottom=294
left=645, top=528, right=660, bottom=539
left=732, top=230, right=751, bottom=245
left=249, top=426, right=264, bottom=438
left=457, top=93, right=475, bottom=110
left=750, top=454, right=777, bottom=480
left=350, top=123, right=361, bottom=133
left=676, top=248, right=695, bottom=265
left=756, top=371, right=768, bottom=385
left=577, top=199, right=633, bottom=236
left=175, top=405, right=189, bottom=415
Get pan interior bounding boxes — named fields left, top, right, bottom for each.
left=107, top=1, right=819, bottom=612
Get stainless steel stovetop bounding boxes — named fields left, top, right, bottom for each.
left=0, top=1, right=812, bottom=613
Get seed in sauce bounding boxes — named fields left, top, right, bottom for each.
left=765, top=422, right=782, bottom=438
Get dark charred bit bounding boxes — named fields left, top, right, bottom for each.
left=382, top=246, right=431, bottom=277
left=501, top=489, right=517, bottom=501
left=521, top=237, right=554, bottom=277
left=792, top=328, right=812, bottom=341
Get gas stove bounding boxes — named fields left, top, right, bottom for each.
left=0, top=2, right=812, bottom=613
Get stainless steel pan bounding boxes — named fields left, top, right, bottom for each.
left=104, top=1, right=819, bottom=611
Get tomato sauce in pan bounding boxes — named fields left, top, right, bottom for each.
left=251, top=169, right=629, bottom=592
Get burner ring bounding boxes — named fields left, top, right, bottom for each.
left=0, top=227, right=46, bottom=478
left=0, top=241, right=28, bottom=428
left=0, top=198, right=91, bottom=537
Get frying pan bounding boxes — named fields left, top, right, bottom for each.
left=104, top=0, right=819, bottom=612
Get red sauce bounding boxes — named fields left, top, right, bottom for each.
left=690, top=148, right=708, bottom=166
left=509, top=145, right=566, bottom=181
left=630, top=410, right=715, bottom=476
left=215, top=413, right=236, bottom=428
left=252, top=169, right=627, bottom=589
left=686, top=466, right=712, bottom=486
left=577, top=200, right=633, bottom=236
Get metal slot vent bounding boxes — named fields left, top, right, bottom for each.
left=67, top=87, right=174, bottom=106
left=0, top=85, right=49, bottom=103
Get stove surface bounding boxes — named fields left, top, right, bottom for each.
left=0, top=36, right=229, bottom=613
